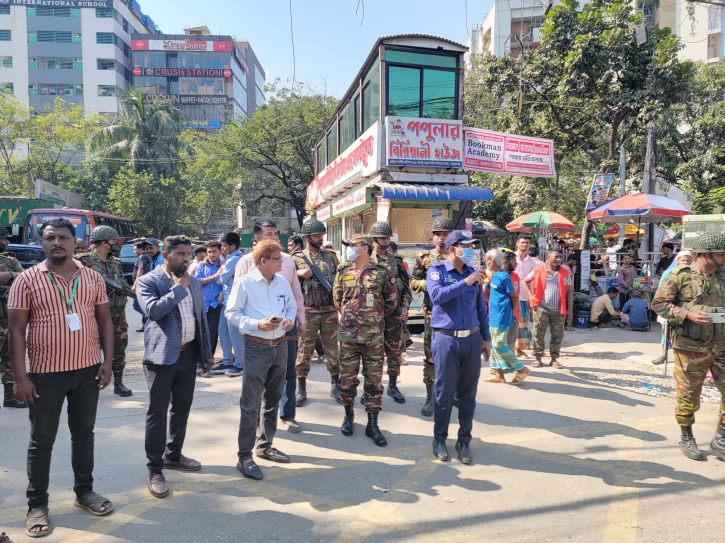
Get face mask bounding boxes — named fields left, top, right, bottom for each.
left=0, top=244, right=6, bottom=253
left=347, top=246, right=361, bottom=262
left=375, top=241, right=389, bottom=251
left=109, top=243, right=122, bottom=256
left=458, top=248, right=474, bottom=265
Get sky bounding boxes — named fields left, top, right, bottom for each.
left=145, top=0, right=494, bottom=98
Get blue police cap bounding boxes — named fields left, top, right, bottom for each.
left=145, top=238, right=161, bottom=246
left=444, top=230, right=477, bottom=250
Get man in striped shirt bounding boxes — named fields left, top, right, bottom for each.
left=8, top=218, right=115, bottom=537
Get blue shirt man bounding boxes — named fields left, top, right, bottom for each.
left=427, top=230, right=491, bottom=465
left=194, top=258, right=223, bottom=312
left=622, top=295, right=649, bottom=329
left=212, top=232, right=245, bottom=375
left=489, top=271, right=514, bottom=328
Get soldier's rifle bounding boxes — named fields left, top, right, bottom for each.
left=104, top=278, right=137, bottom=300
left=296, top=252, right=333, bottom=292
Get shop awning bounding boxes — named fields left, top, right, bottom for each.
left=375, top=183, right=492, bottom=201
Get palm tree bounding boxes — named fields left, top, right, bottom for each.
left=88, top=90, right=191, bottom=178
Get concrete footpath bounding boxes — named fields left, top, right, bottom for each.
left=1, top=311, right=725, bottom=542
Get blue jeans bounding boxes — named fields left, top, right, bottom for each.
left=218, top=304, right=244, bottom=368
left=279, top=326, right=298, bottom=421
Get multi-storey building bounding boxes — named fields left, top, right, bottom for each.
left=0, top=0, right=158, bottom=119
left=130, top=25, right=266, bottom=129
left=465, top=0, right=724, bottom=65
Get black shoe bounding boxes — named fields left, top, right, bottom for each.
left=136, top=327, right=145, bottom=333
left=3, top=383, right=28, bottom=409
left=365, top=412, right=387, bottom=447
left=331, top=375, right=343, bottom=404
left=237, top=460, right=263, bottom=480
left=680, top=426, right=703, bottom=460
left=341, top=403, right=354, bottom=436
left=455, top=441, right=473, bottom=464
left=709, top=427, right=725, bottom=461
left=421, top=383, right=434, bottom=417
left=113, top=368, right=132, bottom=397
left=433, top=439, right=449, bottom=461
left=256, top=447, right=290, bottom=463
left=163, top=454, right=202, bottom=471
left=387, top=375, right=406, bottom=404
left=295, top=378, right=307, bottom=407
left=452, top=391, right=459, bottom=408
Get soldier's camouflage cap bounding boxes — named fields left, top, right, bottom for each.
left=692, top=233, right=725, bottom=253
left=342, top=234, right=373, bottom=247
left=0, top=225, right=10, bottom=239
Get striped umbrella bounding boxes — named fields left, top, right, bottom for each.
left=587, top=193, right=692, bottom=223
left=506, top=211, right=575, bottom=233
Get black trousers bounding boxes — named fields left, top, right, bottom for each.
left=144, top=342, right=198, bottom=475
left=206, top=305, right=222, bottom=359
left=27, top=363, right=100, bottom=509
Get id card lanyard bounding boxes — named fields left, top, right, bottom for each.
left=47, top=272, right=81, bottom=331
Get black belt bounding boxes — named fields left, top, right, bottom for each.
left=433, top=326, right=479, bottom=338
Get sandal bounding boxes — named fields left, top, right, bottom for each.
left=25, top=507, right=50, bottom=538
left=530, top=360, right=543, bottom=368
left=74, top=491, right=114, bottom=516
left=511, top=367, right=531, bottom=386
left=516, top=350, right=530, bottom=359
left=484, top=376, right=506, bottom=384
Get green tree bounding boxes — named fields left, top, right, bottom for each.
left=107, top=168, right=188, bottom=238
left=59, top=160, right=121, bottom=212
left=465, top=0, right=694, bottom=247
left=0, top=90, right=31, bottom=195
left=215, top=81, right=338, bottom=227
left=88, top=91, right=191, bottom=179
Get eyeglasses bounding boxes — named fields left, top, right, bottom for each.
left=266, top=256, right=282, bottom=261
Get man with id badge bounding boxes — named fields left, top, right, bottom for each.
left=8, top=219, right=116, bottom=537
left=334, top=234, right=398, bottom=447
left=427, top=230, right=491, bottom=465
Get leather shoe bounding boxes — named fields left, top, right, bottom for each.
left=147, top=473, right=169, bottom=498
left=456, top=441, right=473, bottom=464
left=237, top=460, right=264, bottom=480
left=256, top=447, right=290, bottom=463
left=163, top=454, right=202, bottom=471
left=433, top=439, right=449, bottom=461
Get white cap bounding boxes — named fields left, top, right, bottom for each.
left=322, top=241, right=333, bottom=248
left=676, top=250, right=692, bottom=260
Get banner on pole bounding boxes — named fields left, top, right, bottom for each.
left=463, top=128, right=556, bottom=178
left=586, top=174, right=615, bottom=212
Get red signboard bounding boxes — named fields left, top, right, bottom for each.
left=131, top=39, right=233, bottom=53
left=223, top=69, right=232, bottom=78
left=463, top=128, right=556, bottom=178
left=133, top=67, right=142, bottom=76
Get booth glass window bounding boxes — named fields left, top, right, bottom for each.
left=339, top=102, right=355, bottom=153
left=327, top=221, right=341, bottom=252
left=388, top=66, right=421, bottom=117
left=354, top=95, right=361, bottom=137
left=326, top=125, right=338, bottom=163
left=316, top=143, right=326, bottom=174
left=385, top=50, right=457, bottom=68
left=423, top=69, right=456, bottom=119
left=362, top=70, right=380, bottom=132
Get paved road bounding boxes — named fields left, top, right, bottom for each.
left=1, top=315, right=724, bottom=543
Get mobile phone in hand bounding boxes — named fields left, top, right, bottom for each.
left=269, top=316, right=284, bottom=324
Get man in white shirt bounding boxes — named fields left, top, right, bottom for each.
left=226, top=240, right=297, bottom=481
left=514, top=235, right=543, bottom=358
left=599, top=237, right=621, bottom=271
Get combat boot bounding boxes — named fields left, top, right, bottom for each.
left=3, top=383, right=28, bottom=409
left=387, top=375, right=406, bottom=404
left=421, top=383, right=434, bottom=417
left=330, top=375, right=342, bottom=404
left=113, top=368, right=132, bottom=397
left=365, top=412, right=388, bottom=447
left=680, top=426, right=703, bottom=460
left=295, top=378, right=307, bottom=407
left=341, top=404, right=354, bottom=436
left=709, top=427, right=725, bottom=461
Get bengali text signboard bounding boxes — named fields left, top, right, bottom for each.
left=306, top=122, right=381, bottom=209
left=385, top=117, right=463, bottom=168
left=463, top=128, right=556, bottom=178
left=332, top=186, right=373, bottom=216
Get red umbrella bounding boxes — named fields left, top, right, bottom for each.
left=506, top=211, right=575, bottom=233
left=587, top=193, right=691, bottom=223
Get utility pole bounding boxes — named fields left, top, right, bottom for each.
left=642, top=126, right=657, bottom=254
left=618, top=138, right=626, bottom=243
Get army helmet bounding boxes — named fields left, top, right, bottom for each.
left=431, top=217, right=455, bottom=233
left=301, top=219, right=327, bottom=236
left=0, top=225, right=10, bottom=239
left=90, top=225, right=120, bottom=243
left=692, top=233, right=725, bottom=253
left=368, top=221, right=393, bottom=237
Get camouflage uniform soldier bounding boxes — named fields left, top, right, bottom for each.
left=369, top=222, right=412, bottom=404
left=410, top=217, right=455, bottom=416
left=0, top=226, right=27, bottom=408
left=77, top=225, right=132, bottom=397
left=652, top=233, right=725, bottom=461
left=335, top=234, right=398, bottom=447
left=293, top=219, right=341, bottom=406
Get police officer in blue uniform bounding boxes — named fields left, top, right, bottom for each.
left=427, top=230, right=491, bottom=464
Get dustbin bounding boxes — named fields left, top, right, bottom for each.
left=574, top=310, right=590, bottom=329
